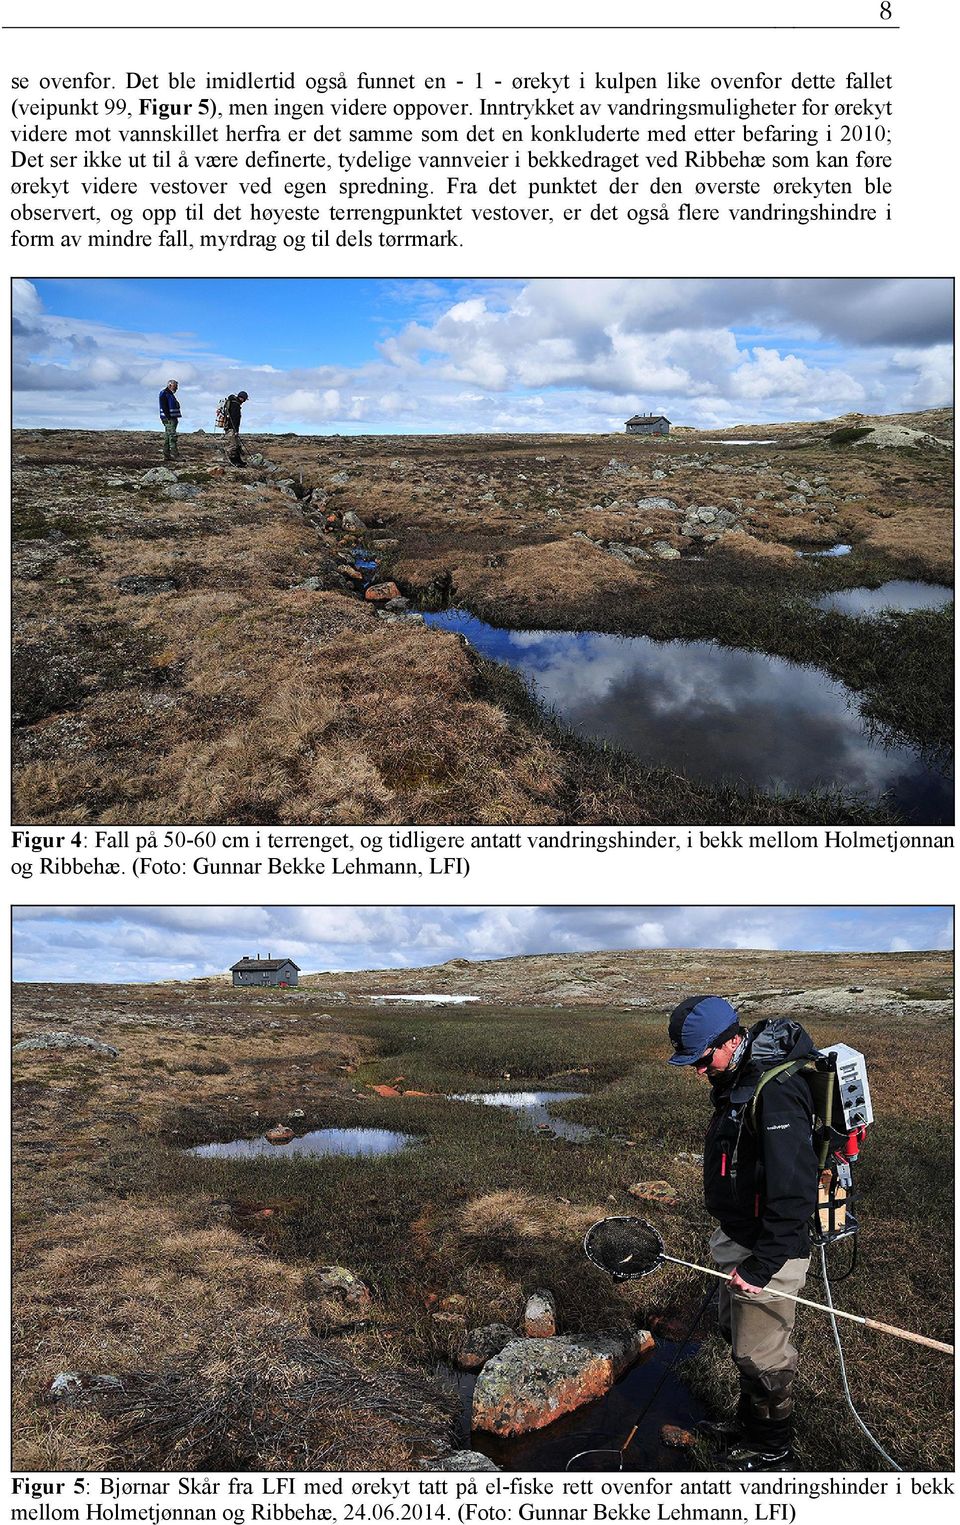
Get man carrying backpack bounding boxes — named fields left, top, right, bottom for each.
left=159, top=379, right=181, bottom=460
left=667, top=995, right=821, bottom=1471
left=220, top=391, right=249, bottom=465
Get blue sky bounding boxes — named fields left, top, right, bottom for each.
left=11, top=906, right=953, bottom=984
left=13, top=277, right=953, bottom=434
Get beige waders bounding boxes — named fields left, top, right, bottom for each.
left=710, top=1227, right=809, bottom=1447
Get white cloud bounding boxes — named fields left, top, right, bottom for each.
left=11, top=905, right=952, bottom=984
left=12, top=279, right=953, bottom=434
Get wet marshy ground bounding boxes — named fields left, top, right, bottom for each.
left=423, top=609, right=953, bottom=824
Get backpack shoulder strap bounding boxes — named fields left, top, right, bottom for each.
left=746, top=1058, right=813, bottom=1131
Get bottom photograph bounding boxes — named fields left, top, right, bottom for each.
left=10, top=905, right=955, bottom=1475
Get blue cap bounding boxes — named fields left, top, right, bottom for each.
left=668, top=996, right=739, bottom=1066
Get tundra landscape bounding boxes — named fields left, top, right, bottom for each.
left=11, top=946, right=954, bottom=1473
left=11, top=408, right=954, bottom=827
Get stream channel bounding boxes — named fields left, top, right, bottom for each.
left=422, top=610, right=952, bottom=824
left=450, top=1091, right=594, bottom=1142
left=439, top=1336, right=708, bottom=1471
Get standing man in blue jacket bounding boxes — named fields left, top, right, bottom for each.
left=668, top=995, right=820, bottom=1471
left=159, top=379, right=181, bottom=461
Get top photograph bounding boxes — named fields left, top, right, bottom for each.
left=11, top=276, right=954, bottom=827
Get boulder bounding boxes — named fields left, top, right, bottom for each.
left=523, top=1290, right=557, bottom=1338
left=47, top=1373, right=82, bottom=1402
left=116, top=575, right=177, bottom=595
left=47, top=1372, right=123, bottom=1404
left=341, top=511, right=368, bottom=532
left=472, top=1329, right=654, bottom=1437
left=140, top=466, right=178, bottom=484
left=627, top=1180, right=679, bottom=1205
left=457, top=1323, right=516, bottom=1372
left=314, top=1265, right=372, bottom=1311
left=13, top=1032, right=118, bottom=1059
left=163, top=484, right=201, bottom=501
left=661, top=1424, right=696, bottom=1449
left=635, top=497, right=679, bottom=512
left=607, top=542, right=652, bottom=564
left=338, top=564, right=366, bottom=583
left=365, top=581, right=401, bottom=603
left=265, top=1125, right=294, bottom=1143
left=650, top=541, right=681, bottom=560
left=429, top=1451, right=500, bottom=1472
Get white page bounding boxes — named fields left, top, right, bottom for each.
left=3, top=0, right=956, bottom=1511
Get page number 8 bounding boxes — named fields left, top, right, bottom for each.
left=880, top=2, right=892, bottom=16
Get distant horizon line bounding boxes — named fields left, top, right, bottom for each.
left=11, top=943, right=948, bottom=985
left=11, top=404, right=953, bottom=441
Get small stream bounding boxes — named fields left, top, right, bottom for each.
left=795, top=543, right=852, bottom=558
left=441, top=1337, right=708, bottom=1471
left=450, top=1091, right=594, bottom=1142
left=423, top=610, right=952, bottom=823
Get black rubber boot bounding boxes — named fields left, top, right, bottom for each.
left=696, top=1393, right=749, bottom=1451
left=718, top=1396, right=795, bottom=1472
left=720, top=1445, right=794, bottom=1472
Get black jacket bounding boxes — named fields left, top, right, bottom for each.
left=227, top=395, right=243, bottom=431
left=704, top=1019, right=820, bottom=1287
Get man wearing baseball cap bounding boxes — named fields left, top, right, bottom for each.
left=668, top=995, right=821, bottom=1471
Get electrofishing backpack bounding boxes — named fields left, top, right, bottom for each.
left=746, top=1042, right=873, bottom=1247
left=215, top=396, right=230, bottom=430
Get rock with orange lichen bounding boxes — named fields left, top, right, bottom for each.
left=660, top=1424, right=696, bottom=1449
left=523, top=1289, right=557, bottom=1338
left=365, top=581, right=401, bottom=603
left=472, top=1329, right=654, bottom=1437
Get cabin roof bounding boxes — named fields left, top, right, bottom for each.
left=229, top=957, right=301, bottom=972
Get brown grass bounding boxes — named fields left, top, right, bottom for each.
left=12, top=420, right=953, bottom=824
left=10, top=959, right=954, bottom=1471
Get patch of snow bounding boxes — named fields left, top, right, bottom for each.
left=364, top=993, right=481, bottom=1004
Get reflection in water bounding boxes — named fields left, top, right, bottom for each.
left=185, top=1128, right=417, bottom=1160
left=423, top=610, right=952, bottom=823
left=441, top=1336, right=708, bottom=1471
left=816, top=581, right=954, bottom=615
left=451, top=1091, right=593, bottom=1141
left=796, top=544, right=853, bottom=557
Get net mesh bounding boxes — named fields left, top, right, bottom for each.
left=583, top=1217, right=665, bottom=1279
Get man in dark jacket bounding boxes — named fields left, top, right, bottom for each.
left=223, top=391, right=248, bottom=465
left=668, top=995, right=820, bottom=1470
left=159, top=379, right=181, bottom=460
